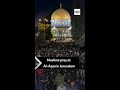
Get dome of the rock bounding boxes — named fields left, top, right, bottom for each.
left=51, top=5, right=71, bottom=20
left=50, top=3, right=72, bottom=39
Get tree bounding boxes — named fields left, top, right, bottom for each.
left=76, top=33, right=85, bottom=47
left=45, top=26, right=53, bottom=40
left=71, top=20, right=85, bottom=41
left=35, top=32, right=46, bottom=49
left=71, top=10, right=85, bottom=41
left=35, top=23, right=52, bottom=48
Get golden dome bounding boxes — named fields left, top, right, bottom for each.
left=51, top=4, right=71, bottom=20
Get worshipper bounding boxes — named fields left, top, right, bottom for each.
left=75, top=70, right=81, bottom=84
left=79, top=78, right=85, bottom=90
left=64, top=72, right=73, bottom=84
left=36, top=69, right=44, bottom=77
left=80, top=69, right=85, bottom=79
left=35, top=69, right=43, bottom=83
left=35, top=78, right=43, bottom=90
left=57, top=83, right=67, bottom=90
left=39, top=73, right=48, bottom=90
left=47, top=71, right=55, bottom=90
left=66, top=80, right=79, bottom=90
left=55, top=71, right=65, bottom=86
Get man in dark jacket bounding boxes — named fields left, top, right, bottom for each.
left=64, top=72, right=73, bottom=84
left=39, top=73, right=48, bottom=90
left=79, top=79, right=85, bottom=90
left=35, top=78, right=43, bottom=90
left=75, top=70, right=81, bottom=85
left=55, top=71, right=65, bottom=86
left=66, top=80, right=79, bottom=90
left=48, top=71, right=55, bottom=90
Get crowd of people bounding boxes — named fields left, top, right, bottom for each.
left=35, top=42, right=85, bottom=68
left=35, top=42, right=85, bottom=90
left=35, top=42, right=85, bottom=57
left=35, top=69, right=85, bottom=90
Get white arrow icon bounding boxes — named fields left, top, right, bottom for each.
left=35, top=56, right=42, bottom=70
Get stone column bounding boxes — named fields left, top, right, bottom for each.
left=69, top=30, right=71, bottom=37
left=57, top=30, right=59, bottom=41
left=65, top=30, right=67, bottom=37
left=62, top=31, right=64, bottom=40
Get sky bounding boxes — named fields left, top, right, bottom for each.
left=35, top=0, right=85, bottom=26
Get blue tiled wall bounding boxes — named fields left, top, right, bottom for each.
left=51, top=20, right=71, bottom=27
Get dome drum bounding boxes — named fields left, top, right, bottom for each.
left=51, top=20, right=71, bottom=28
left=51, top=8, right=71, bottom=20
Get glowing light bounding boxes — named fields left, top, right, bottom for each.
left=69, top=26, right=72, bottom=30
left=39, top=19, right=42, bottom=22
left=64, top=34, right=66, bottom=37
left=44, top=18, right=48, bottom=22
left=53, top=27, right=56, bottom=30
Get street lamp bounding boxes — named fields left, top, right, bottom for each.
left=44, top=18, right=48, bottom=21
left=36, top=19, right=42, bottom=37
left=37, top=18, right=48, bottom=39
left=39, top=19, right=42, bottom=22
left=37, top=19, right=42, bottom=34
left=44, top=18, right=48, bottom=39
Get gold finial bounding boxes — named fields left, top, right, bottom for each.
left=60, top=3, right=62, bottom=8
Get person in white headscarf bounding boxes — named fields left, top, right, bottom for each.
left=57, top=83, right=67, bottom=90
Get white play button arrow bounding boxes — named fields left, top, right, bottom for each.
left=35, top=56, right=42, bottom=70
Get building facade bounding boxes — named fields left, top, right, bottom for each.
left=51, top=4, right=72, bottom=41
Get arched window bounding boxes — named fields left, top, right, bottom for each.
left=58, top=22, right=60, bottom=24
